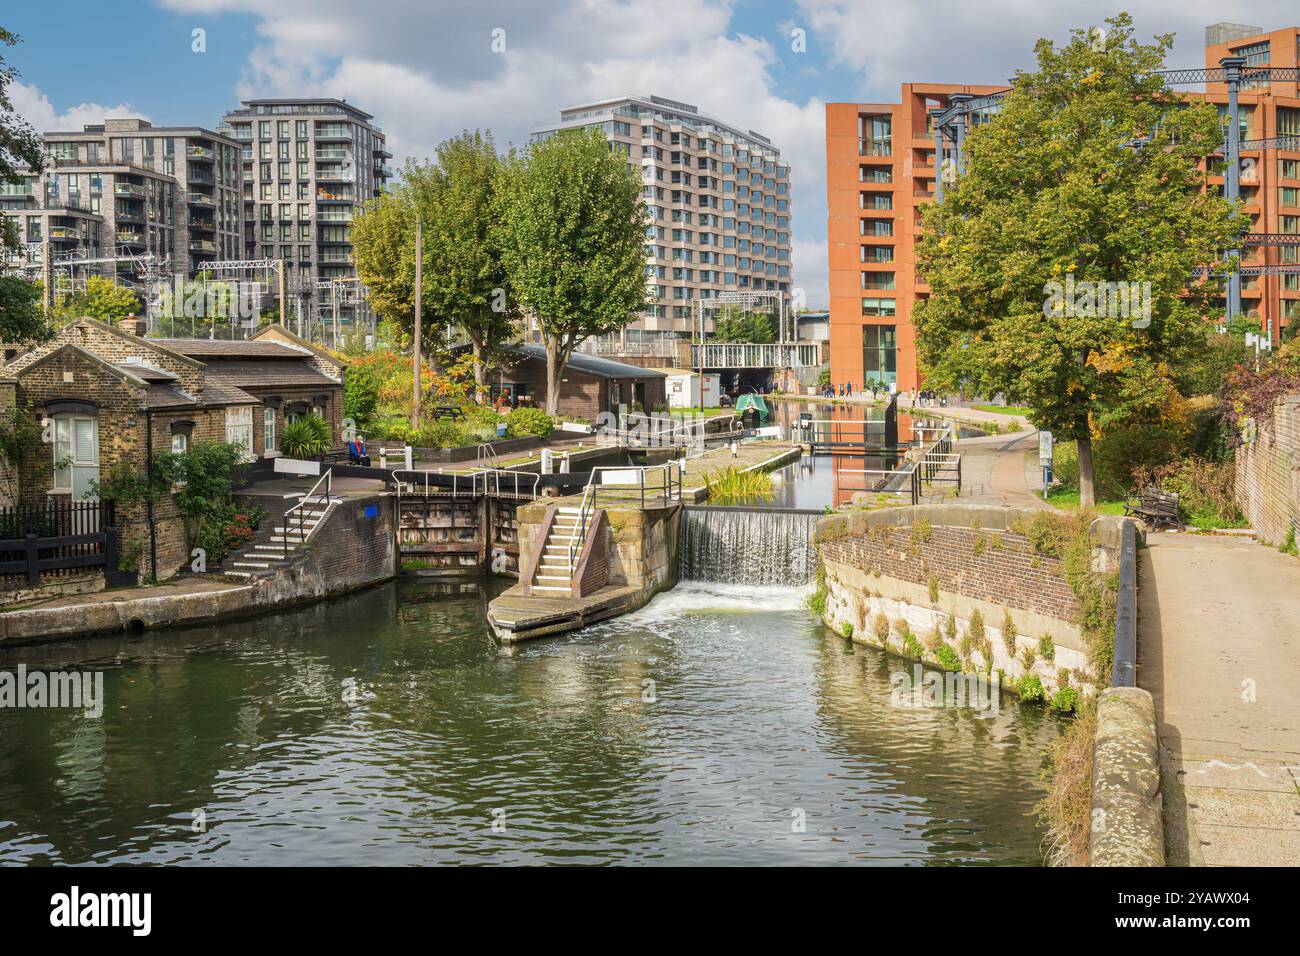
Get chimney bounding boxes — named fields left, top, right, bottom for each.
left=118, top=313, right=144, bottom=336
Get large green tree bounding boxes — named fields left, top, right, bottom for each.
left=57, top=275, right=141, bottom=325
left=0, top=274, right=48, bottom=343
left=712, top=304, right=775, bottom=343
left=913, top=14, right=1244, bottom=506
left=0, top=27, right=43, bottom=256
left=352, top=132, right=516, bottom=395
left=493, top=128, right=647, bottom=415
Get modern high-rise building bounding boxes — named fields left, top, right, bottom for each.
left=1, top=118, right=243, bottom=278
left=825, top=24, right=1300, bottom=393
left=825, top=83, right=1004, bottom=392
left=219, top=98, right=392, bottom=337
left=531, top=94, right=793, bottom=342
left=1202, top=24, right=1300, bottom=342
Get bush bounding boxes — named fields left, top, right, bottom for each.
left=936, top=644, right=962, bottom=672
left=280, top=415, right=331, bottom=458
left=1018, top=673, right=1046, bottom=704
left=506, top=407, right=553, bottom=439
left=704, top=466, right=773, bottom=504
left=1051, top=686, right=1080, bottom=713
left=1132, top=457, right=1244, bottom=529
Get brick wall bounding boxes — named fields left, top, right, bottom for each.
left=9, top=320, right=205, bottom=393
left=1235, top=395, right=1300, bottom=548
left=301, top=493, right=396, bottom=591
left=819, top=523, right=1081, bottom=623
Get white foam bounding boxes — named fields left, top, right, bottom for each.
left=618, top=581, right=813, bottom=627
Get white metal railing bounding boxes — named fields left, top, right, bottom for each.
left=565, top=483, right=596, bottom=572
left=691, top=342, right=820, bottom=369
left=390, top=468, right=539, bottom=500
left=280, top=468, right=333, bottom=557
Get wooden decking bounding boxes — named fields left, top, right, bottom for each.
left=487, top=583, right=647, bottom=643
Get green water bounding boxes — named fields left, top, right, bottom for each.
left=0, top=578, right=1062, bottom=865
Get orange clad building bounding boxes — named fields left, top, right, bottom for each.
left=825, top=24, right=1300, bottom=393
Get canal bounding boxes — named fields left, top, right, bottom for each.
left=0, top=576, right=1063, bottom=865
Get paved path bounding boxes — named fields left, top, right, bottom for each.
left=954, top=429, right=1048, bottom=507
left=1137, top=533, right=1300, bottom=866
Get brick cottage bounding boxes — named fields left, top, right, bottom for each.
left=0, top=318, right=345, bottom=580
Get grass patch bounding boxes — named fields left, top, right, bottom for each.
left=972, top=404, right=1033, bottom=416
left=703, top=466, right=774, bottom=504
left=1044, top=487, right=1126, bottom=516
left=1036, top=699, right=1097, bottom=867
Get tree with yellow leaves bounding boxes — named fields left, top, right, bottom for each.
left=914, top=14, right=1245, bottom=506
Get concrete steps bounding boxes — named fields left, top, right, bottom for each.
left=222, top=496, right=337, bottom=580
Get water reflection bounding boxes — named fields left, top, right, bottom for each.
left=0, top=578, right=1058, bottom=865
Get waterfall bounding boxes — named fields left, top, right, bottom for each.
left=679, top=507, right=821, bottom=586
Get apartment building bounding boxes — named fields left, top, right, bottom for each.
left=1, top=118, right=242, bottom=279
left=1203, top=24, right=1300, bottom=341
left=220, top=99, right=392, bottom=336
left=531, top=94, right=793, bottom=342
left=825, top=83, right=1003, bottom=392
left=825, top=24, right=1300, bottom=393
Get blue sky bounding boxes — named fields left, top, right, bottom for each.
left=6, top=1, right=1295, bottom=304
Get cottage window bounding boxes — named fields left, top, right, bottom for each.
left=264, top=406, right=277, bottom=454
left=225, top=406, right=255, bottom=460
left=52, top=415, right=99, bottom=497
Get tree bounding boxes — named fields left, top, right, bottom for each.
left=0, top=28, right=44, bottom=256
left=421, top=131, right=516, bottom=397
left=493, top=128, right=647, bottom=416
left=0, top=274, right=50, bottom=343
left=57, top=275, right=141, bottom=325
left=913, top=15, right=1244, bottom=506
left=353, top=133, right=517, bottom=398
left=713, top=304, right=775, bottom=343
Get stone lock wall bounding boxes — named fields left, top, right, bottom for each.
left=1235, top=395, right=1300, bottom=548
left=815, top=503, right=1122, bottom=699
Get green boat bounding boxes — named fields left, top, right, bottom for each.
left=734, top=394, right=770, bottom=419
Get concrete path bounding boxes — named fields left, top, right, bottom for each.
left=954, top=429, right=1048, bottom=507
left=1137, top=532, right=1300, bottom=866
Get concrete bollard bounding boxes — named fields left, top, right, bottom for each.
left=1090, top=686, right=1165, bottom=866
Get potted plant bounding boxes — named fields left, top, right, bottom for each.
left=280, top=414, right=332, bottom=460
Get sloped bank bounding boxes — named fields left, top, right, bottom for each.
left=813, top=503, right=1129, bottom=704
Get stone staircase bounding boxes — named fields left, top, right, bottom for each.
left=223, top=475, right=341, bottom=580
left=529, top=506, right=593, bottom=597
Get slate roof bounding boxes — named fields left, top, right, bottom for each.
left=153, top=339, right=305, bottom=359
left=504, top=344, right=666, bottom=380
left=144, top=384, right=198, bottom=409
left=202, top=361, right=339, bottom=389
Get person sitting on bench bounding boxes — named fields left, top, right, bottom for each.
left=348, top=434, right=371, bottom=466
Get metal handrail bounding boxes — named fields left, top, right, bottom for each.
left=281, top=468, right=332, bottom=558
left=389, top=467, right=540, bottom=500
left=566, top=483, right=596, bottom=572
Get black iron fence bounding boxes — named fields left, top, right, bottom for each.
left=0, top=499, right=128, bottom=589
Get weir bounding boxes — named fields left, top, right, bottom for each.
left=679, top=506, right=821, bottom=586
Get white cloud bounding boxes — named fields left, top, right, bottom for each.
left=10, top=81, right=149, bottom=135
left=156, top=0, right=833, bottom=300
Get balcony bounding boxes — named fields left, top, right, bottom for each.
left=858, top=139, right=893, bottom=157
left=187, top=193, right=216, bottom=207
left=188, top=218, right=216, bottom=232
left=114, top=182, right=147, bottom=199
left=316, top=189, right=353, bottom=203
left=315, top=146, right=351, bottom=161
left=117, top=231, right=144, bottom=245
left=317, top=164, right=353, bottom=182
left=317, top=250, right=353, bottom=263
left=187, top=168, right=214, bottom=185
left=188, top=239, right=217, bottom=254
left=373, top=164, right=393, bottom=178
left=317, top=209, right=353, bottom=222
left=315, top=125, right=352, bottom=140
left=186, top=144, right=215, bottom=161
left=48, top=226, right=80, bottom=242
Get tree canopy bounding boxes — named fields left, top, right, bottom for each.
left=492, top=128, right=647, bottom=415
left=913, top=14, right=1245, bottom=505
left=0, top=27, right=43, bottom=256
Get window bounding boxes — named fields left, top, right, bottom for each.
left=264, top=407, right=277, bottom=454
left=226, top=406, right=255, bottom=459
left=862, top=271, right=896, bottom=290
left=861, top=297, right=896, bottom=317
left=52, top=415, right=98, bottom=495
left=862, top=324, right=898, bottom=385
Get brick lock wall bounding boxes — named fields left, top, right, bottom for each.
left=818, top=523, right=1081, bottom=623
left=304, top=493, right=396, bottom=590
left=1236, top=395, right=1300, bottom=548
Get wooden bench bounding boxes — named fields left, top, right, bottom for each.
left=1123, top=486, right=1181, bottom=530
left=434, top=405, right=464, bottom=420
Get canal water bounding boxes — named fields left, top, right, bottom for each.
left=0, top=577, right=1062, bottom=865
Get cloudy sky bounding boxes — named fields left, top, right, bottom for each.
left=5, top=1, right=1295, bottom=304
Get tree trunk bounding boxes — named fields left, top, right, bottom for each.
left=1076, top=417, right=1096, bottom=509
left=469, top=333, right=486, bottom=403
left=544, top=336, right=566, bottom=417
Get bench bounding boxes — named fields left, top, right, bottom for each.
left=1123, top=486, right=1181, bottom=530
left=434, top=405, right=464, bottom=420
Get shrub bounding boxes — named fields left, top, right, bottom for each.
left=1039, top=633, right=1056, bottom=663
left=1018, top=674, right=1045, bottom=704
left=968, top=608, right=985, bottom=649
left=1132, top=457, right=1244, bottom=529
left=874, top=612, right=890, bottom=642
left=927, top=573, right=940, bottom=604
left=839, top=621, right=854, bottom=638
left=1001, top=609, right=1018, bottom=654
left=936, top=644, right=962, bottom=672
left=903, top=631, right=925, bottom=659
left=704, top=466, right=773, bottom=504
left=1051, top=687, right=1080, bottom=713
left=506, top=407, right=554, bottom=439
left=1036, top=699, right=1097, bottom=867
left=280, top=414, right=331, bottom=458
left=1021, top=646, right=1037, bottom=671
